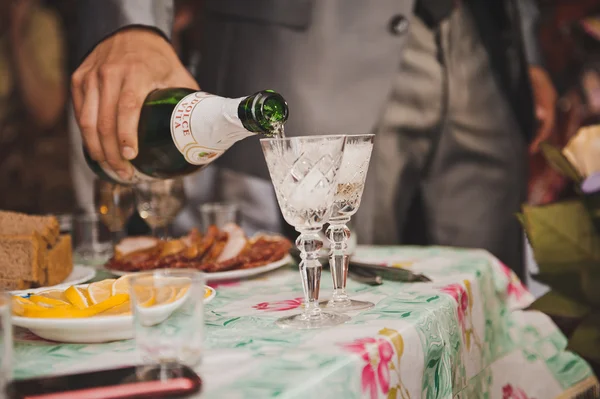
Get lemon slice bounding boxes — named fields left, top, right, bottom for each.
left=176, top=286, right=190, bottom=301
left=36, top=289, right=68, bottom=301
left=64, top=286, right=89, bottom=309
left=99, top=300, right=131, bottom=316
left=23, top=294, right=129, bottom=318
left=154, top=287, right=177, bottom=305
left=12, top=297, right=36, bottom=316
left=29, top=295, right=70, bottom=308
left=88, top=279, right=116, bottom=305
left=204, top=287, right=212, bottom=299
left=133, top=286, right=155, bottom=307
left=112, top=275, right=133, bottom=296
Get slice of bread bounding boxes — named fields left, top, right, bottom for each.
left=0, top=211, right=71, bottom=290
left=0, top=232, right=45, bottom=289
left=0, top=210, right=60, bottom=246
left=46, top=235, right=73, bottom=286
left=0, top=278, right=33, bottom=291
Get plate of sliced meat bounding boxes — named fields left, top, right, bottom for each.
left=104, top=223, right=294, bottom=282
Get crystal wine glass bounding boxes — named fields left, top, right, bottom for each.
left=94, top=179, right=135, bottom=245
left=134, top=179, right=186, bottom=239
left=322, top=134, right=375, bottom=311
left=261, top=135, right=350, bottom=329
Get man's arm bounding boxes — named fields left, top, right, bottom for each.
left=75, top=0, right=174, bottom=66
left=72, top=0, right=199, bottom=180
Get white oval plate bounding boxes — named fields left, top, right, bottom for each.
left=12, top=285, right=216, bottom=343
left=105, top=254, right=293, bottom=283
left=10, top=265, right=96, bottom=296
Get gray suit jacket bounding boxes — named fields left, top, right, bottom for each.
left=73, top=0, right=542, bottom=238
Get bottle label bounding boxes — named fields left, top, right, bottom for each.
left=170, top=92, right=253, bottom=165
left=99, top=162, right=159, bottom=184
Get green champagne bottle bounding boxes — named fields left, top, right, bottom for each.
left=84, top=88, right=288, bottom=184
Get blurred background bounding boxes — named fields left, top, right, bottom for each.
left=0, top=0, right=599, bottom=292
left=1, top=0, right=599, bottom=213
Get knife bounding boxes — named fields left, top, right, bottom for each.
left=347, top=267, right=383, bottom=285
left=349, top=260, right=432, bottom=283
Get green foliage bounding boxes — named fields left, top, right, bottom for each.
left=520, top=144, right=600, bottom=367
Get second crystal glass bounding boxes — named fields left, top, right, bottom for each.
left=261, top=135, right=350, bottom=329
left=322, top=134, right=375, bottom=311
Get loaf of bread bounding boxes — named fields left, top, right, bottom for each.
left=46, top=235, right=73, bottom=286
left=0, top=211, right=73, bottom=290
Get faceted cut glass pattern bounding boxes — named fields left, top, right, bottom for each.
left=261, top=137, right=345, bottom=229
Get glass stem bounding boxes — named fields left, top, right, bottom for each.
left=151, top=225, right=170, bottom=240
left=296, top=228, right=323, bottom=320
left=110, top=230, right=125, bottom=246
left=327, top=219, right=351, bottom=305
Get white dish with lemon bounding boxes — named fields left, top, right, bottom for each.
left=11, top=276, right=215, bottom=343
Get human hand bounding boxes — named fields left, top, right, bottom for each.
left=71, top=28, right=199, bottom=180
left=528, top=66, right=558, bottom=154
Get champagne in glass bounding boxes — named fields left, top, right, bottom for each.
left=261, top=135, right=350, bottom=330
left=323, top=134, right=375, bottom=312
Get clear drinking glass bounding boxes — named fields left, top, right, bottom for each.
left=94, top=179, right=135, bottom=245
left=198, top=202, right=241, bottom=231
left=134, top=179, right=186, bottom=238
left=130, top=270, right=204, bottom=377
left=72, top=210, right=113, bottom=264
left=322, top=134, right=375, bottom=311
left=0, top=292, right=12, bottom=393
left=261, top=135, right=350, bottom=329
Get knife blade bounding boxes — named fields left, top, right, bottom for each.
left=348, top=267, right=383, bottom=285
left=349, top=260, right=432, bottom=283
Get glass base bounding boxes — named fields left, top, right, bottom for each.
left=275, top=311, right=350, bottom=330
left=135, top=362, right=188, bottom=382
left=320, top=299, right=375, bottom=312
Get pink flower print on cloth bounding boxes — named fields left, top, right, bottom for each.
left=493, top=259, right=535, bottom=310
left=499, top=263, right=529, bottom=301
left=341, top=337, right=394, bottom=399
left=440, top=283, right=469, bottom=327
left=252, top=297, right=303, bottom=312
left=439, top=281, right=483, bottom=352
left=502, top=384, right=535, bottom=399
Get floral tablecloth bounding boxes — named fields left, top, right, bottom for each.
left=12, top=246, right=599, bottom=398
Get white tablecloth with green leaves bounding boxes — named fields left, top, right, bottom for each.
left=13, top=246, right=598, bottom=398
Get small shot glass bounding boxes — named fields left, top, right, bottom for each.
left=130, top=270, right=205, bottom=377
left=198, top=202, right=240, bottom=231
left=71, top=210, right=113, bottom=264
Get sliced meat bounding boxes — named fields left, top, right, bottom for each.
left=195, top=226, right=219, bottom=260
left=105, top=226, right=292, bottom=274
left=181, top=228, right=202, bottom=247
left=160, top=239, right=187, bottom=257
left=201, top=230, right=229, bottom=262
left=207, top=236, right=292, bottom=272
left=216, top=223, right=248, bottom=262
left=114, top=236, right=160, bottom=259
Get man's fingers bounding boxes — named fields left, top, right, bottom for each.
left=77, top=74, right=104, bottom=162
left=71, top=63, right=92, bottom=117
left=117, top=74, right=151, bottom=161
left=97, top=65, right=132, bottom=179
left=529, top=107, right=555, bottom=154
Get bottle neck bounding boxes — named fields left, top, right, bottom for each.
left=237, top=91, right=288, bottom=134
